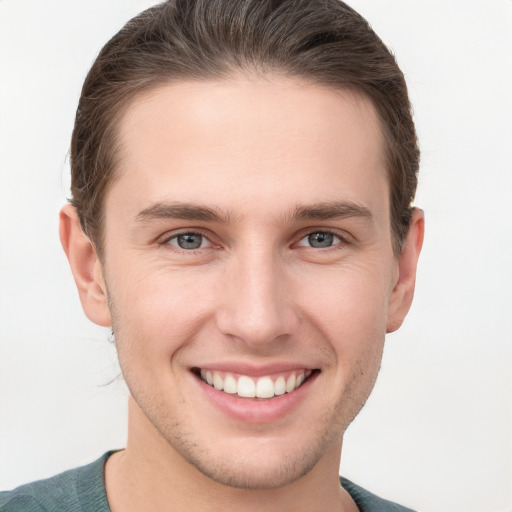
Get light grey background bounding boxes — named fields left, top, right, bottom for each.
left=1, top=1, right=511, bottom=511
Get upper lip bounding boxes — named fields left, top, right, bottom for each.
left=191, top=361, right=318, bottom=377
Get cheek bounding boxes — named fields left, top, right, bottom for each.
left=107, top=263, right=217, bottom=369
left=297, top=262, right=391, bottom=345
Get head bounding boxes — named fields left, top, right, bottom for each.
left=61, top=0, right=423, bottom=492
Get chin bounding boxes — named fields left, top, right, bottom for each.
left=184, top=445, right=323, bottom=490
left=159, top=419, right=342, bottom=491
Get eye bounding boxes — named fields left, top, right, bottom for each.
left=297, top=231, right=342, bottom=249
left=167, top=232, right=211, bottom=250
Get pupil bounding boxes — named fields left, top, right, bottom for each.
left=178, top=234, right=202, bottom=249
left=308, top=232, right=333, bottom=248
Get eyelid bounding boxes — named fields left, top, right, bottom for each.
left=296, top=232, right=339, bottom=248
left=294, top=228, right=351, bottom=248
left=156, top=226, right=353, bottom=252
left=159, top=228, right=216, bottom=249
left=170, top=233, right=211, bottom=250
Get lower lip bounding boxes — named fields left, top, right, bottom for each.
left=194, top=371, right=318, bottom=423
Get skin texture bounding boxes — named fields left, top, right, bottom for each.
left=60, top=77, right=424, bottom=512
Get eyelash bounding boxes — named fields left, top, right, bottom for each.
left=161, top=230, right=214, bottom=253
left=295, top=230, right=346, bottom=250
left=159, top=229, right=350, bottom=253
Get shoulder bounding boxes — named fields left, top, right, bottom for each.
left=341, top=476, right=417, bottom=512
left=0, top=452, right=113, bottom=512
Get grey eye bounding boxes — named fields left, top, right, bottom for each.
left=307, top=232, right=334, bottom=248
left=171, top=233, right=206, bottom=250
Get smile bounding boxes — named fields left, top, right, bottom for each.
left=196, top=368, right=313, bottom=399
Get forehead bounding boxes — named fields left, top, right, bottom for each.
left=109, top=77, right=388, bottom=223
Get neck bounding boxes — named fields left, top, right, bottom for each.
left=105, top=398, right=357, bottom=512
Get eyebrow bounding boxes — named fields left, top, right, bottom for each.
left=134, top=202, right=231, bottom=224
left=289, top=201, right=373, bottom=222
left=133, top=200, right=372, bottom=225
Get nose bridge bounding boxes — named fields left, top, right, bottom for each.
left=217, top=242, right=297, bottom=346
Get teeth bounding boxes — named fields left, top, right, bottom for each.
left=238, top=376, right=256, bottom=398
left=213, top=372, right=223, bottom=390
left=223, top=374, right=237, bottom=394
left=274, top=376, right=286, bottom=396
left=198, top=369, right=312, bottom=399
left=256, top=377, right=274, bottom=399
left=285, top=374, right=296, bottom=393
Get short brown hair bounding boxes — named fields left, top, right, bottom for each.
left=71, top=0, right=419, bottom=255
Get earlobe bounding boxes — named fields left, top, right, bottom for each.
left=59, top=204, right=112, bottom=327
left=386, top=208, right=425, bottom=333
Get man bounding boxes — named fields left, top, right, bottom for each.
left=1, top=0, right=424, bottom=510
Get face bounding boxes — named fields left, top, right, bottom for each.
left=79, top=78, right=413, bottom=489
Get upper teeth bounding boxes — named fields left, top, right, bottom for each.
left=200, top=369, right=311, bottom=399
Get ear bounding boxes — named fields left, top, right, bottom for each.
left=386, top=208, right=425, bottom=333
left=59, top=204, right=112, bottom=327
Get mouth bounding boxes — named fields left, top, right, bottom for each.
left=193, top=367, right=317, bottom=400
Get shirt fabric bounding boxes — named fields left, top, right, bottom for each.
left=0, top=452, right=416, bottom=511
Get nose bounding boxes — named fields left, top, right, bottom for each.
left=215, top=246, right=299, bottom=349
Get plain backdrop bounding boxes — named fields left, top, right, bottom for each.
left=1, top=1, right=511, bottom=511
